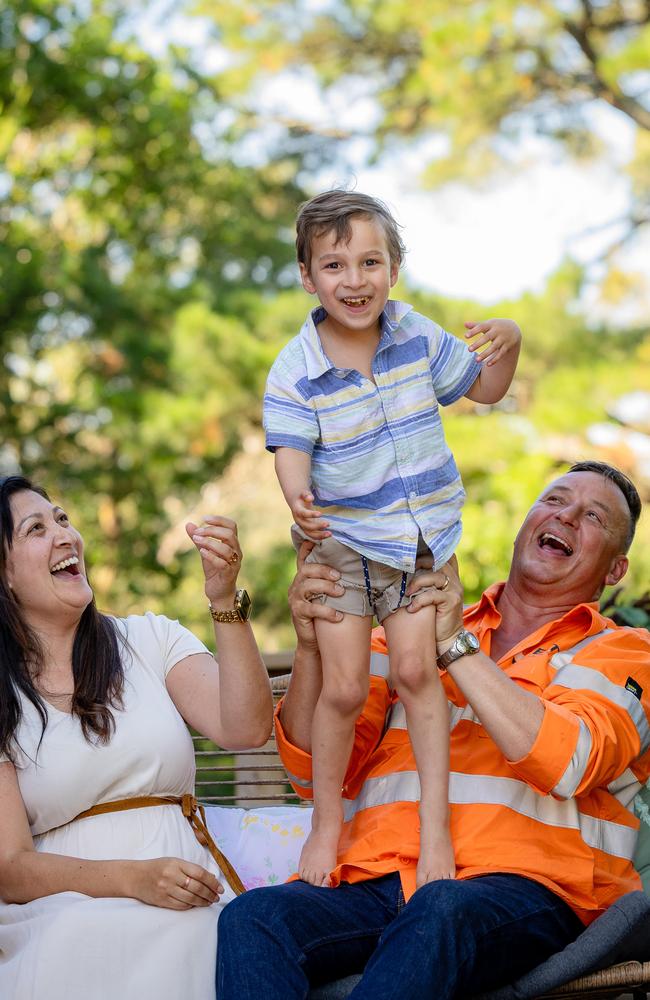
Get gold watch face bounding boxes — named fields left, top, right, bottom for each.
left=235, top=589, right=252, bottom=621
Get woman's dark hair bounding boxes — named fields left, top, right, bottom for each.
left=0, top=475, right=125, bottom=762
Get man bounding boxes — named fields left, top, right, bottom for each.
left=217, top=461, right=650, bottom=1000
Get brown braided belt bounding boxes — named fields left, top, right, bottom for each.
left=73, top=793, right=245, bottom=896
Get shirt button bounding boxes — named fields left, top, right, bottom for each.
left=409, top=491, right=417, bottom=499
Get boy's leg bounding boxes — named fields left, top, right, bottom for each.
left=299, top=613, right=373, bottom=886
left=347, top=874, right=583, bottom=1000
left=382, top=603, right=454, bottom=887
left=216, top=873, right=403, bottom=1000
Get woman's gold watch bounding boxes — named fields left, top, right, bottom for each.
left=208, top=589, right=252, bottom=623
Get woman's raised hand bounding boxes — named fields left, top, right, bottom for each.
left=185, top=516, right=242, bottom=606
left=128, top=857, right=224, bottom=910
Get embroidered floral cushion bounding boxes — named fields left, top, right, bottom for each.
left=205, top=804, right=312, bottom=890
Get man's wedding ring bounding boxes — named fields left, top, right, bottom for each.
left=439, top=574, right=450, bottom=591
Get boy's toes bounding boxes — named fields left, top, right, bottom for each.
left=300, top=865, right=330, bottom=887
left=415, top=864, right=456, bottom=889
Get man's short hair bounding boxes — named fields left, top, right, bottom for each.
left=296, top=190, right=406, bottom=272
left=567, top=460, right=641, bottom=551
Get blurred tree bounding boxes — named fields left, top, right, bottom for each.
left=201, top=0, right=649, bottom=254
left=2, top=0, right=648, bottom=644
left=0, top=0, right=306, bottom=609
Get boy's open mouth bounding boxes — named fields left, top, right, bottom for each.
left=342, top=296, right=371, bottom=307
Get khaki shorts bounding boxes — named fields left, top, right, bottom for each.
left=291, top=526, right=436, bottom=623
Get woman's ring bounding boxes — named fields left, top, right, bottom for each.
left=439, top=574, right=450, bottom=591
left=229, top=551, right=238, bottom=565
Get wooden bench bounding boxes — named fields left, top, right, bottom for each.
left=193, top=656, right=303, bottom=808
left=194, top=660, right=650, bottom=999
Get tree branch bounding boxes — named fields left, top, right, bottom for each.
left=564, top=17, right=650, bottom=129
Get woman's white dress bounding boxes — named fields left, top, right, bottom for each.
left=0, top=613, right=235, bottom=1000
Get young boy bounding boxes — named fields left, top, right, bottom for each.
left=263, top=190, right=521, bottom=888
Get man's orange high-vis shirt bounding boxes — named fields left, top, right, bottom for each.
left=275, top=584, right=650, bottom=925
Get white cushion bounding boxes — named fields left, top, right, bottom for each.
left=205, top=804, right=312, bottom=889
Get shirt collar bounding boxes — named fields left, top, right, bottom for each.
left=464, top=582, right=609, bottom=659
left=300, top=300, right=414, bottom=380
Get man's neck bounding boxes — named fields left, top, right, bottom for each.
left=491, top=582, right=587, bottom=661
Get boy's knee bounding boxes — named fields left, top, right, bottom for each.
left=391, top=654, right=433, bottom=694
left=321, top=676, right=368, bottom=717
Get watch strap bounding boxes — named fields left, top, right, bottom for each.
left=436, top=629, right=479, bottom=670
left=209, top=604, right=243, bottom=623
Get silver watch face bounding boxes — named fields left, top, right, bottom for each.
left=457, top=630, right=480, bottom=655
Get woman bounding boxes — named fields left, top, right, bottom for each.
left=0, top=475, right=273, bottom=999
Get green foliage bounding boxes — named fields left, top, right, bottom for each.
left=601, top=591, right=650, bottom=632
left=2, top=0, right=649, bottom=649
left=0, top=0, right=306, bottom=612
left=199, top=0, right=650, bottom=255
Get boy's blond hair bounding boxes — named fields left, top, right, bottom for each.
left=296, top=190, right=406, bottom=272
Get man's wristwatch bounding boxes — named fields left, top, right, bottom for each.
left=209, top=589, right=252, bottom=623
left=436, top=628, right=480, bottom=670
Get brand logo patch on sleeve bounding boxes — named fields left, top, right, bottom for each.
left=625, top=677, right=643, bottom=700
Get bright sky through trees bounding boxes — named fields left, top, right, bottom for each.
left=136, top=2, right=649, bottom=311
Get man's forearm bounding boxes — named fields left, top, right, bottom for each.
left=446, top=651, right=544, bottom=761
left=278, top=640, right=322, bottom=753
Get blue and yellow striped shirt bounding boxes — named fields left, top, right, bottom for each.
left=263, top=300, right=481, bottom=572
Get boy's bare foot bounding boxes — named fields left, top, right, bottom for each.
left=416, top=825, right=456, bottom=889
left=298, top=820, right=340, bottom=887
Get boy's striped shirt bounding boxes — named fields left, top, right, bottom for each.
left=263, top=300, right=481, bottom=572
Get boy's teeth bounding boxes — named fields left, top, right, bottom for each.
left=343, top=297, right=370, bottom=306
left=51, top=556, right=79, bottom=573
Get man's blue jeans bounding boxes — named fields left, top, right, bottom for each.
left=216, top=872, right=583, bottom=999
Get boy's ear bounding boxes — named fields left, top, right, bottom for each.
left=389, top=261, right=399, bottom=288
left=299, top=262, right=317, bottom=295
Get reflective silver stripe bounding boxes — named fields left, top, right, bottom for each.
left=387, top=700, right=466, bottom=732
left=453, top=703, right=481, bottom=728
left=549, top=630, right=616, bottom=670
left=387, top=702, right=407, bottom=730
left=284, top=769, right=312, bottom=789
left=450, top=773, right=580, bottom=828
left=579, top=813, right=638, bottom=860
left=370, top=651, right=390, bottom=679
left=343, top=770, right=636, bottom=859
left=552, top=719, right=593, bottom=799
left=608, top=767, right=642, bottom=810
left=550, top=662, right=650, bottom=755
left=344, top=770, right=421, bottom=820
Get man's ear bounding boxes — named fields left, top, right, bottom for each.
left=299, top=262, right=316, bottom=295
left=605, top=554, right=629, bottom=588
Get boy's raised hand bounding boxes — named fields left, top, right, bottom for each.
left=292, top=490, right=332, bottom=541
left=464, top=318, right=521, bottom=367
